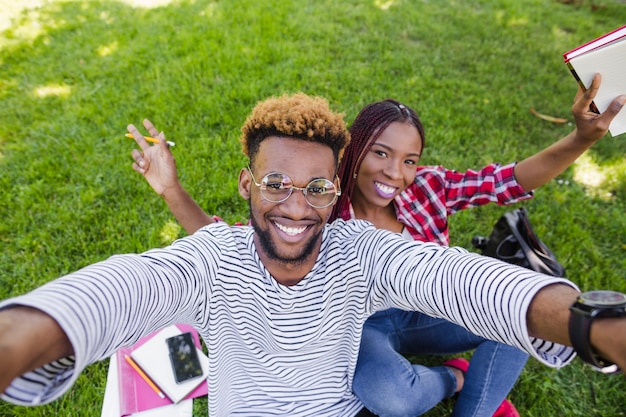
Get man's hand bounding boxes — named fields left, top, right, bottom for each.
left=128, top=119, right=181, bottom=196
left=127, top=119, right=214, bottom=234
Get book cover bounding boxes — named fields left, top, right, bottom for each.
left=563, top=26, right=626, bottom=137
left=563, top=25, right=626, bottom=62
left=117, top=324, right=208, bottom=416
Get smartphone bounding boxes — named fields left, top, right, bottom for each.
left=165, top=332, right=204, bottom=384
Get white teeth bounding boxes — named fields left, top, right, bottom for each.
left=375, top=182, right=395, bottom=194
left=274, top=222, right=307, bottom=236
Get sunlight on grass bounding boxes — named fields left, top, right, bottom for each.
left=118, top=0, right=176, bottom=8
left=200, top=2, right=218, bottom=17
left=2, top=11, right=46, bottom=43
left=160, top=220, right=182, bottom=245
left=33, top=83, right=72, bottom=98
left=0, top=2, right=63, bottom=53
left=507, top=17, right=529, bottom=27
left=97, top=41, right=119, bottom=57
left=552, top=25, right=573, bottom=42
left=573, top=152, right=624, bottom=200
left=575, top=153, right=605, bottom=187
left=99, top=10, right=115, bottom=25
left=495, top=11, right=529, bottom=27
left=374, top=0, right=396, bottom=11
left=0, top=0, right=46, bottom=33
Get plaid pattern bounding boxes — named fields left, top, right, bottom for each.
left=341, top=162, right=532, bottom=246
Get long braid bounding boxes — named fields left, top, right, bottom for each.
left=331, top=100, right=425, bottom=221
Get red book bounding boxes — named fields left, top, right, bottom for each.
left=563, top=25, right=626, bottom=63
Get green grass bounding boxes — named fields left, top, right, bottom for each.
left=1, top=0, right=626, bottom=415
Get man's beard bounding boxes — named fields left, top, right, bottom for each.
left=249, top=201, right=322, bottom=268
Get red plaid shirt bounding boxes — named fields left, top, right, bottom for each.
left=341, top=162, right=532, bottom=246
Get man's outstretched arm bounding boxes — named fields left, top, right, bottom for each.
left=0, top=306, right=72, bottom=393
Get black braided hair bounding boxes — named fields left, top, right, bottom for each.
left=331, top=100, right=425, bottom=221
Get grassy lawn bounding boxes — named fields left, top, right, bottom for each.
left=1, top=0, right=626, bottom=415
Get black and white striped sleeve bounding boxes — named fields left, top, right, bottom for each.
left=0, top=227, right=221, bottom=405
left=354, top=226, right=577, bottom=368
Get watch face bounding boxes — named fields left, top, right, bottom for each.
left=580, top=290, right=626, bottom=307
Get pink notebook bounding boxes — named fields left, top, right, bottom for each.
left=116, top=324, right=208, bottom=416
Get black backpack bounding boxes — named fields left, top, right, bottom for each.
left=471, top=207, right=566, bottom=277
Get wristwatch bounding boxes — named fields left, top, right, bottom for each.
left=569, top=290, right=626, bottom=373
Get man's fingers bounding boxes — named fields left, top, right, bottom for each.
left=127, top=124, right=150, bottom=150
left=143, top=119, right=159, bottom=137
left=131, top=161, right=145, bottom=174
left=131, top=149, right=146, bottom=174
left=156, top=131, right=170, bottom=149
left=143, top=119, right=171, bottom=148
left=143, top=119, right=162, bottom=139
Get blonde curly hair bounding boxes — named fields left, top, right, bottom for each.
left=240, top=92, right=350, bottom=167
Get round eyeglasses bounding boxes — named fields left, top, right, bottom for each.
left=247, top=166, right=341, bottom=208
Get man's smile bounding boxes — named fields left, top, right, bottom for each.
left=273, top=221, right=309, bottom=237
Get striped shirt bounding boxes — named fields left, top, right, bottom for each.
left=0, top=219, right=575, bottom=416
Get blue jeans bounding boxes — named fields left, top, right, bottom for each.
left=353, top=309, right=529, bottom=417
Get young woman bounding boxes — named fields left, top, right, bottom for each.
left=333, top=98, right=528, bottom=417
left=128, top=74, right=623, bottom=417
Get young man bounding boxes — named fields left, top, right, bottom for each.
left=0, top=92, right=625, bottom=417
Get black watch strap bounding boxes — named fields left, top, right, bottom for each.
left=568, top=306, right=598, bottom=366
left=568, top=306, right=617, bottom=371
